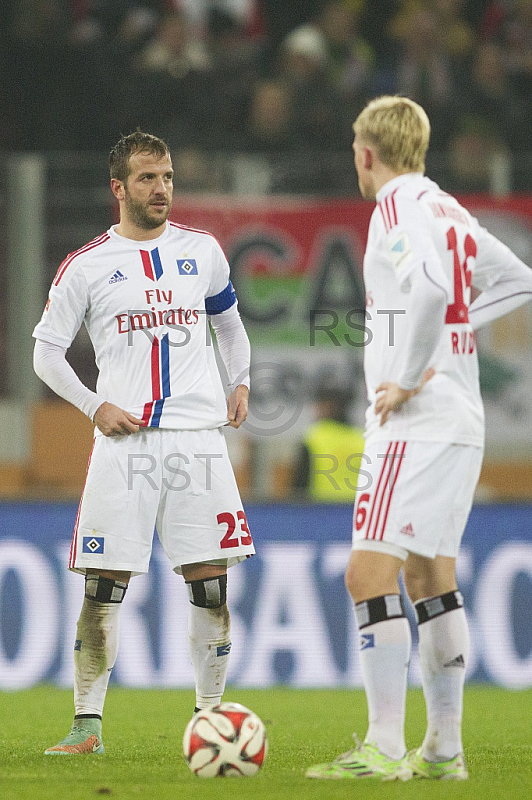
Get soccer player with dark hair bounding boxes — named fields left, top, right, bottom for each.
left=34, top=130, right=254, bottom=754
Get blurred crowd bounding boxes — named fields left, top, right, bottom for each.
left=1, top=0, right=532, bottom=182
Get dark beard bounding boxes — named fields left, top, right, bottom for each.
left=124, top=193, right=169, bottom=230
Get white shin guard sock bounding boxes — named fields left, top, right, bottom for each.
left=416, top=598, right=469, bottom=761
left=188, top=603, right=231, bottom=709
left=74, top=597, right=121, bottom=718
left=355, top=596, right=412, bottom=760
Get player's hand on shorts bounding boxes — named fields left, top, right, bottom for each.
left=93, top=401, right=146, bottom=436
left=226, top=384, right=249, bottom=428
left=376, top=368, right=435, bottom=426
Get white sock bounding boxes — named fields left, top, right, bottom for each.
left=74, top=597, right=120, bottom=718
left=415, top=592, right=469, bottom=761
left=188, top=604, right=231, bottom=709
left=355, top=595, right=411, bottom=760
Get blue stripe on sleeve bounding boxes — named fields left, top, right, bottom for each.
left=205, top=281, right=237, bottom=315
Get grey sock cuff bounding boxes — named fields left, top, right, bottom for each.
left=355, top=594, right=405, bottom=629
left=85, top=575, right=128, bottom=603
left=415, top=591, right=464, bottom=625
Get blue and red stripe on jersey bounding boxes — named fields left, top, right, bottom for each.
left=140, top=247, right=164, bottom=281
left=142, top=333, right=171, bottom=427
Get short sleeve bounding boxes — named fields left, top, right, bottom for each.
left=33, top=264, right=89, bottom=348
left=205, top=281, right=237, bottom=315
left=387, top=196, right=450, bottom=295
left=205, top=238, right=236, bottom=314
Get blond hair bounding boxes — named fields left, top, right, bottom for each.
left=353, top=96, right=431, bottom=173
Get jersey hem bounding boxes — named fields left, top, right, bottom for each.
left=92, top=421, right=230, bottom=437
left=365, top=432, right=484, bottom=448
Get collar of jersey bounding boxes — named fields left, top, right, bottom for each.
left=376, top=172, right=424, bottom=203
left=108, top=221, right=171, bottom=246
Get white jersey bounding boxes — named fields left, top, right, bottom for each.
left=363, top=172, right=532, bottom=446
left=33, top=221, right=237, bottom=430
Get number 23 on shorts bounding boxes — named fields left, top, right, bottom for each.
left=217, top=511, right=253, bottom=549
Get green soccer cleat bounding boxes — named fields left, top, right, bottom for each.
left=44, top=719, right=104, bottom=755
left=406, top=747, right=468, bottom=780
left=306, top=736, right=413, bottom=781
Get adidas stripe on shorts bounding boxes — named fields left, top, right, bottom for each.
left=352, top=440, right=483, bottom=559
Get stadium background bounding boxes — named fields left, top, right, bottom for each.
left=0, top=1, right=531, bottom=690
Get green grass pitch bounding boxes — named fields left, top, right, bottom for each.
left=1, top=686, right=531, bottom=799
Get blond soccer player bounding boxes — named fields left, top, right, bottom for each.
left=306, top=96, right=532, bottom=781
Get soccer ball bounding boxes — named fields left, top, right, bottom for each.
left=183, top=702, right=268, bottom=777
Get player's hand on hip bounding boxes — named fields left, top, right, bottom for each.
left=375, top=383, right=412, bottom=425
left=94, top=401, right=146, bottom=436
left=412, top=367, right=435, bottom=394
left=226, top=384, right=249, bottom=429
left=375, top=369, right=435, bottom=426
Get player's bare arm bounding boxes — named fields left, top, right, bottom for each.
left=376, top=368, right=435, bottom=426
left=93, top=401, right=146, bottom=437
left=226, top=384, right=249, bottom=428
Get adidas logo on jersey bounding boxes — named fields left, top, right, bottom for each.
left=109, top=270, right=128, bottom=284
left=400, top=522, right=415, bottom=537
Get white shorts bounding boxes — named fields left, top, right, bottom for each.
left=352, top=440, right=483, bottom=560
left=69, top=428, right=254, bottom=575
